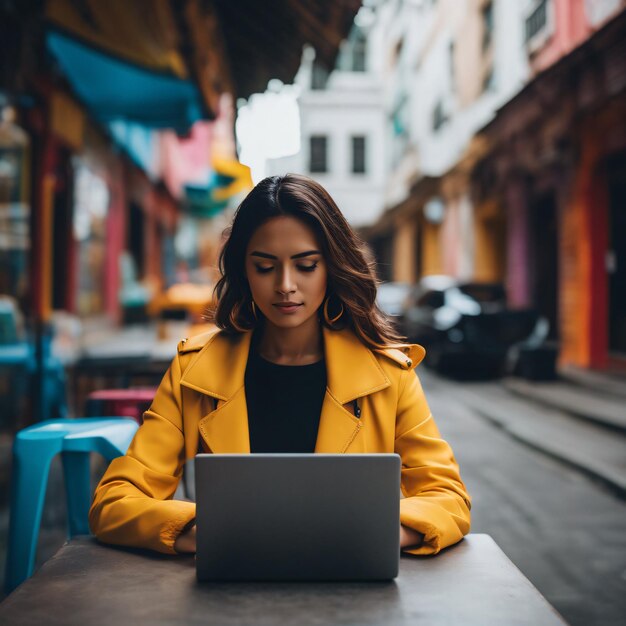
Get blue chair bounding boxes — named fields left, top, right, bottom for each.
left=4, top=417, right=139, bottom=593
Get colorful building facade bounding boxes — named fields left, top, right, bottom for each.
left=475, top=8, right=626, bottom=368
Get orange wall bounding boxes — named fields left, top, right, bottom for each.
left=421, top=221, right=444, bottom=276
left=559, top=100, right=626, bottom=368
left=441, top=199, right=459, bottom=276
left=392, top=217, right=418, bottom=283
left=474, top=202, right=506, bottom=282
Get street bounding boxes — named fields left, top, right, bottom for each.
left=419, top=368, right=626, bottom=626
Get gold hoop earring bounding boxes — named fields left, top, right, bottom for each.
left=229, top=302, right=248, bottom=332
left=250, top=300, right=258, bottom=320
left=323, top=296, right=344, bottom=325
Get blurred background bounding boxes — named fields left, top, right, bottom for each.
left=0, top=0, right=625, bottom=623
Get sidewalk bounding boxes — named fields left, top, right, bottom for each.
left=444, top=368, right=626, bottom=498
left=503, top=377, right=626, bottom=432
left=54, top=318, right=182, bottom=366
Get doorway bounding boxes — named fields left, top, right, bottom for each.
left=128, top=201, right=145, bottom=279
left=530, top=191, right=559, bottom=340
left=52, top=150, right=72, bottom=310
left=607, top=155, right=626, bottom=356
left=370, top=234, right=393, bottom=283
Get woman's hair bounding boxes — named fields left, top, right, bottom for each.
left=208, top=173, right=406, bottom=349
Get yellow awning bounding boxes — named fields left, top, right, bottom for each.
left=211, top=155, right=253, bottom=201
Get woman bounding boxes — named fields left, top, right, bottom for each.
left=89, top=174, right=471, bottom=556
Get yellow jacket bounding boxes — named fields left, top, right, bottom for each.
left=89, top=326, right=471, bottom=556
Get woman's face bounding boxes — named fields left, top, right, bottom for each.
left=245, top=216, right=328, bottom=330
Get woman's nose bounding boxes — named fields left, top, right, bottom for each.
left=276, top=268, right=296, bottom=294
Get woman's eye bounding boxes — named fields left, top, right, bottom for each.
left=254, top=262, right=318, bottom=274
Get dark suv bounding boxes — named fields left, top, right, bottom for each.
left=400, top=279, right=540, bottom=376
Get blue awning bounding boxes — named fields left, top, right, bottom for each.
left=46, top=30, right=205, bottom=133
left=107, top=120, right=158, bottom=179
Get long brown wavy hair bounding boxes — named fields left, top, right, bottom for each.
left=208, top=173, right=406, bottom=349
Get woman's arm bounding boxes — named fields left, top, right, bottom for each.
left=400, top=524, right=424, bottom=549
left=89, top=350, right=196, bottom=554
left=394, top=368, right=471, bottom=555
left=173, top=521, right=197, bottom=553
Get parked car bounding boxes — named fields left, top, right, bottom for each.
left=399, top=279, right=542, bottom=376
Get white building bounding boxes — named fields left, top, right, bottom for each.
left=364, top=0, right=531, bottom=283
left=377, top=0, right=529, bottom=208
left=268, top=0, right=532, bottom=280
left=267, top=5, right=388, bottom=229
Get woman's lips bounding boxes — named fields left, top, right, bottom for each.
left=273, top=303, right=303, bottom=314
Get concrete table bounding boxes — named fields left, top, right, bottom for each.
left=0, top=535, right=566, bottom=625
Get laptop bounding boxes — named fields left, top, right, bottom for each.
left=195, top=453, right=401, bottom=582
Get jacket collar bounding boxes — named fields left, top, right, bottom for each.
left=180, top=326, right=424, bottom=455
left=179, top=325, right=392, bottom=403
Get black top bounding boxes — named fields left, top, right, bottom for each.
left=244, top=341, right=327, bottom=453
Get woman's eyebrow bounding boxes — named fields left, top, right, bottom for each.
left=250, top=250, right=321, bottom=260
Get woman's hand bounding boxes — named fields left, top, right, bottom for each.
left=174, top=523, right=421, bottom=553
left=174, top=523, right=197, bottom=553
left=175, top=523, right=420, bottom=553
left=400, top=524, right=424, bottom=550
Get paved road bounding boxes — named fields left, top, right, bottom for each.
left=419, top=368, right=626, bottom=626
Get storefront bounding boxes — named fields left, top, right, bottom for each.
left=474, top=11, right=626, bottom=369
left=72, top=159, right=110, bottom=317
left=0, top=106, right=30, bottom=313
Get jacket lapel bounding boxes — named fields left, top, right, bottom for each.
left=179, top=326, right=391, bottom=454
left=180, top=331, right=252, bottom=453
left=315, top=326, right=390, bottom=452
left=179, top=330, right=251, bottom=400
left=322, top=326, right=391, bottom=404
left=198, top=387, right=250, bottom=453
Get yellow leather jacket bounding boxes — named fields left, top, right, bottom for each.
left=89, top=326, right=471, bottom=556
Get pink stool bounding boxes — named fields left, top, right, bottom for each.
left=85, top=387, right=157, bottom=424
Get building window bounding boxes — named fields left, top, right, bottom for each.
left=391, top=93, right=409, bottom=166
left=449, top=41, right=456, bottom=92
left=311, top=61, right=329, bottom=90
left=432, top=100, right=448, bottom=131
left=392, top=37, right=404, bottom=68
left=525, top=0, right=555, bottom=53
left=73, top=161, right=110, bottom=316
left=482, top=66, right=496, bottom=93
left=309, top=136, right=328, bottom=173
left=351, top=136, right=367, bottom=174
left=352, top=30, right=367, bottom=72
left=525, top=0, right=548, bottom=43
left=337, top=25, right=368, bottom=73
left=482, top=1, right=494, bottom=51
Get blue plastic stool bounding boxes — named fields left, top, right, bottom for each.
left=4, top=417, right=139, bottom=593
